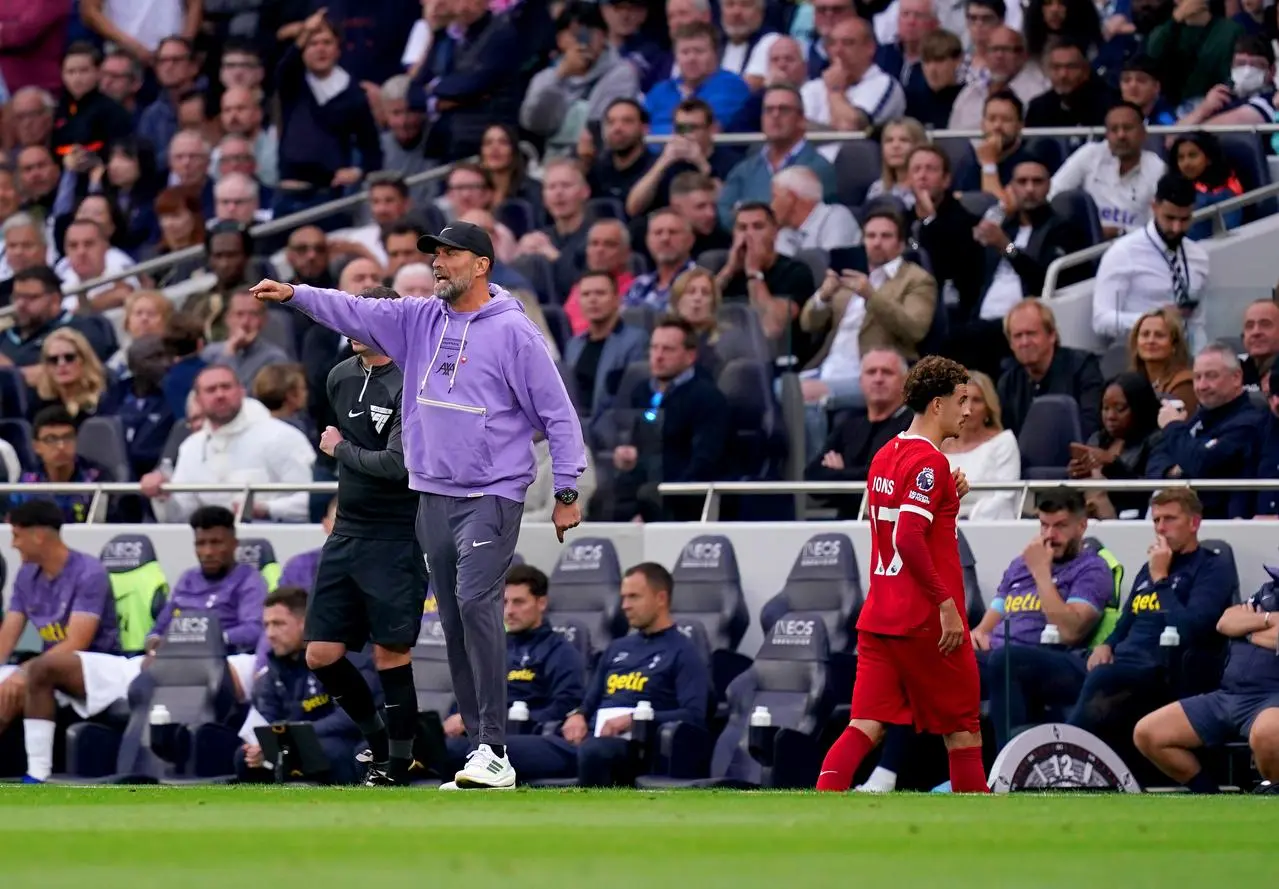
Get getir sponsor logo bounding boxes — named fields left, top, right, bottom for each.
left=1130, top=591, right=1163, bottom=613
left=1004, top=593, right=1042, bottom=613
left=38, top=622, right=68, bottom=644
left=507, top=668, right=537, bottom=682
left=301, top=693, right=331, bottom=713
left=606, top=670, right=649, bottom=695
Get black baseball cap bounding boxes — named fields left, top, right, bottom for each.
left=418, top=222, right=495, bottom=263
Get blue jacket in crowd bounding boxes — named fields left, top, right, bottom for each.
left=580, top=625, right=709, bottom=728
left=1147, top=392, right=1264, bottom=518
left=1106, top=546, right=1237, bottom=669
left=507, top=623, right=586, bottom=725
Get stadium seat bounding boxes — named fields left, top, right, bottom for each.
left=1024, top=136, right=1065, bottom=173
left=958, top=191, right=998, bottom=218
left=757, top=533, right=862, bottom=653
left=585, top=197, right=626, bottom=223
left=1017, top=395, right=1081, bottom=479
left=509, top=253, right=560, bottom=305
left=792, top=248, right=830, bottom=292
left=556, top=360, right=586, bottom=415
left=496, top=198, right=538, bottom=239
left=0, top=366, right=28, bottom=420
left=108, top=610, right=239, bottom=782
left=833, top=139, right=882, bottom=207
left=621, top=304, right=656, bottom=333
left=1201, top=539, right=1242, bottom=604
left=261, top=307, right=298, bottom=359
left=696, top=248, right=729, bottom=273
left=411, top=613, right=456, bottom=717
left=1100, top=342, right=1128, bottom=380
left=99, top=534, right=169, bottom=655
left=641, top=612, right=832, bottom=789
left=74, top=314, right=120, bottom=361
left=1218, top=134, right=1276, bottom=222
left=1050, top=189, right=1105, bottom=248
left=669, top=534, right=750, bottom=653
left=674, top=619, right=714, bottom=666
left=718, top=358, right=784, bottom=479
left=957, top=528, right=986, bottom=629
left=933, top=138, right=973, bottom=184
left=541, top=304, right=572, bottom=355
left=0, top=417, right=36, bottom=471
left=545, top=537, right=628, bottom=658
left=235, top=538, right=282, bottom=592
left=77, top=416, right=131, bottom=481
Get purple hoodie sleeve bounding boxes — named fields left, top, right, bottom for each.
left=227, top=570, right=268, bottom=650
left=509, top=333, right=587, bottom=493
left=287, top=285, right=423, bottom=367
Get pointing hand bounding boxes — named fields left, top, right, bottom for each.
left=250, top=279, right=295, bottom=303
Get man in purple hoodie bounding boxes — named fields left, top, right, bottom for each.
left=251, top=221, right=588, bottom=790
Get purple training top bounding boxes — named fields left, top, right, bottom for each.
left=991, top=548, right=1115, bottom=649
left=151, top=562, right=267, bottom=651
left=279, top=547, right=322, bottom=593
left=10, top=550, right=120, bottom=654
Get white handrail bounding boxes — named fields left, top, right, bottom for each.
left=653, top=122, right=1279, bottom=146
left=656, top=479, right=1279, bottom=522
left=0, top=481, right=339, bottom=525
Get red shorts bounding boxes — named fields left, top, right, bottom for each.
left=850, top=631, right=981, bottom=735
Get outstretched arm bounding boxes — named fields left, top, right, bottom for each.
left=251, top=281, right=417, bottom=366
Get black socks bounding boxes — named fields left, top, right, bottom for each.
left=313, top=657, right=388, bottom=762
left=490, top=745, right=505, bottom=758
left=378, top=663, right=419, bottom=776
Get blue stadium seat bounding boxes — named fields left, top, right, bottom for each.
left=696, top=248, right=729, bottom=273
left=586, top=197, right=627, bottom=222
left=934, top=137, right=973, bottom=182
left=674, top=619, right=713, bottom=666
left=758, top=533, right=862, bottom=653
left=793, top=248, right=830, bottom=289
left=833, top=139, right=882, bottom=207
left=555, top=359, right=586, bottom=415
left=261, top=307, right=297, bottom=360
left=641, top=612, right=832, bottom=789
left=509, top=253, right=560, bottom=305
left=74, top=315, right=120, bottom=361
left=958, top=190, right=998, bottom=218
left=1050, top=188, right=1104, bottom=248
left=1218, top=134, right=1276, bottom=221
left=669, top=534, right=750, bottom=652
left=545, top=537, right=627, bottom=659
left=717, top=358, right=786, bottom=481
left=0, top=366, right=28, bottom=419
left=621, top=304, right=657, bottom=333
left=1024, top=136, right=1065, bottom=173
left=1101, top=342, right=1128, bottom=380
left=1200, top=539, right=1241, bottom=604
left=496, top=198, right=538, bottom=239
left=0, top=418, right=36, bottom=472
left=548, top=617, right=593, bottom=670
left=77, top=415, right=131, bottom=481
left=1017, top=395, right=1082, bottom=479
left=541, top=304, right=572, bottom=355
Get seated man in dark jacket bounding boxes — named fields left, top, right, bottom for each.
left=114, top=335, right=176, bottom=480
left=429, top=565, right=586, bottom=779
left=481, top=563, right=710, bottom=789
left=237, top=586, right=379, bottom=785
left=1135, top=570, right=1279, bottom=793
left=1069, top=488, right=1236, bottom=777
left=996, top=298, right=1103, bottom=439
left=605, top=318, right=730, bottom=522
left=1147, top=341, right=1264, bottom=519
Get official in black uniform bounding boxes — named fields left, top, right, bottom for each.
left=302, top=284, right=427, bottom=786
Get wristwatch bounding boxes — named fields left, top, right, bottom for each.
left=555, top=488, right=579, bottom=505
left=1003, top=242, right=1019, bottom=257
left=746, top=270, right=766, bottom=282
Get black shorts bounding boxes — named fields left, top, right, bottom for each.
left=304, top=533, right=427, bottom=650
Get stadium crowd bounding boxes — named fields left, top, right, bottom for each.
left=0, top=0, right=1278, bottom=789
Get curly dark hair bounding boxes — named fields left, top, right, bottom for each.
left=903, top=356, right=969, bottom=414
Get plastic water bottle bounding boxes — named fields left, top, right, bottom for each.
left=150, top=704, right=171, bottom=726
left=983, top=202, right=1006, bottom=226
left=750, top=706, right=772, bottom=728
left=633, top=701, right=655, bottom=723
left=1160, top=626, right=1181, bottom=647
left=1040, top=624, right=1062, bottom=646
left=508, top=700, right=529, bottom=731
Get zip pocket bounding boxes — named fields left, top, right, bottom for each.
left=416, top=396, right=487, bottom=415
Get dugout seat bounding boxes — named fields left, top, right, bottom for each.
left=957, top=529, right=986, bottom=629
left=549, top=617, right=594, bottom=672
left=639, top=612, right=832, bottom=789
left=545, top=537, right=628, bottom=659
left=98, top=611, right=239, bottom=782
left=1201, top=539, right=1242, bottom=604
left=235, top=538, right=282, bottom=592
left=674, top=620, right=713, bottom=667
left=99, top=534, right=169, bottom=655
left=670, top=535, right=750, bottom=654
left=758, top=533, right=862, bottom=653
left=411, top=612, right=455, bottom=718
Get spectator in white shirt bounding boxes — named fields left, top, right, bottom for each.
left=719, top=0, right=781, bottom=90
left=139, top=364, right=316, bottom=523
left=54, top=219, right=138, bottom=313
left=941, top=369, right=1021, bottom=519
left=772, top=165, right=862, bottom=255
left=801, top=17, right=905, bottom=161
left=1092, top=173, right=1209, bottom=347
left=1050, top=101, right=1166, bottom=238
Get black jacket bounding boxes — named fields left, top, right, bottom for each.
left=806, top=404, right=912, bottom=519
left=52, top=89, right=133, bottom=159
left=916, top=193, right=984, bottom=316
left=276, top=48, right=383, bottom=186
left=1147, top=392, right=1265, bottom=519
left=1025, top=78, right=1117, bottom=130
left=326, top=356, right=416, bottom=538
left=996, top=346, right=1105, bottom=439
left=980, top=204, right=1092, bottom=297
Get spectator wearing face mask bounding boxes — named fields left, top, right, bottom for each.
left=1177, top=34, right=1276, bottom=129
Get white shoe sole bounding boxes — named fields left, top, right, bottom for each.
left=439, top=781, right=459, bottom=790
left=454, top=772, right=517, bottom=790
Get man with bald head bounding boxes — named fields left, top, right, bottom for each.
left=8, top=88, right=56, bottom=149
left=948, top=26, right=1049, bottom=129
left=219, top=86, right=279, bottom=187
left=392, top=263, right=436, bottom=298
left=214, top=174, right=267, bottom=226
left=801, top=17, right=905, bottom=158
left=766, top=36, right=808, bottom=88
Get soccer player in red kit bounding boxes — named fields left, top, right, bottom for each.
left=816, top=356, right=990, bottom=794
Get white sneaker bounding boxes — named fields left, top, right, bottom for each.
left=454, top=743, right=516, bottom=789
left=438, top=781, right=459, bottom=790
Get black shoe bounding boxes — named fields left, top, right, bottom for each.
left=362, top=760, right=399, bottom=786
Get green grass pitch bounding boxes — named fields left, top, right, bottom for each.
left=0, top=787, right=1272, bottom=889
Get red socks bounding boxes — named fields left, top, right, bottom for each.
left=948, top=745, right=990, bottom=793
left=816, top=726, right=876, bottom=791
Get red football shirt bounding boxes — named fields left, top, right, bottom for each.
left=856, top=433, right=965, bottom=637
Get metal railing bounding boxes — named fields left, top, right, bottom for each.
left=656, top=478, right=1279, bottom=522
left=0, top=482, right=338, bottom=525
left=1039, top=180, right=1279, bottom=300
left=652, top=122, right=1279, bottom=146
left=0, top=161, right=465, bottom=325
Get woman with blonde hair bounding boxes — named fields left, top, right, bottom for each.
left=1127, top=306, right=1196, bottom=412
left=670, top=266, right=726, bottom=373
left=107, top=290, right=174, bottom=375
left=30, top=328, right=116, bottom=422
left=941, top=370, right=1021, bottom=519
left=866, top=118, right=928, bottom=208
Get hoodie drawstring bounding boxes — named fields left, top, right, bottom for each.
left=449, top=318, right=474, bottom=392
left=420, top=316, right=449, bottom=395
